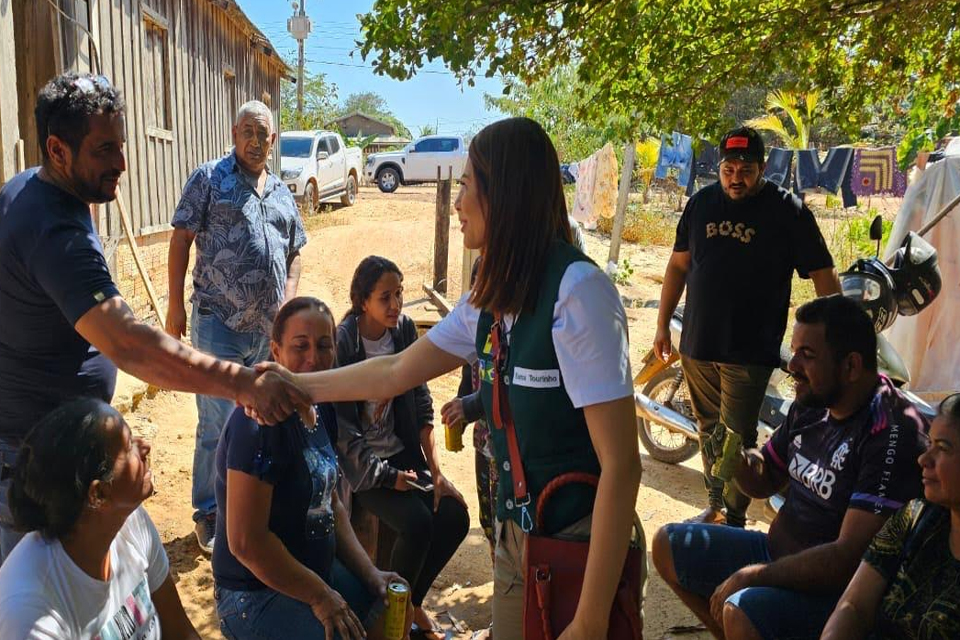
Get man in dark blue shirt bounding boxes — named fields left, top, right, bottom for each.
left=652, top=296, right=929, bottom=640
left=0, top=73, right=310, bottom=565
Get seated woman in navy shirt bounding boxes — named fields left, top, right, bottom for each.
left=213, top=297, right=408, bottom=640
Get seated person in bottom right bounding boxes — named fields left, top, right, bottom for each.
left=652, top=295, right=930, bottom=640
left=822, top=392, right=960, bottom=640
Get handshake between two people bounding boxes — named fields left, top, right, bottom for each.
left=240, top=361, right=315, bottom=427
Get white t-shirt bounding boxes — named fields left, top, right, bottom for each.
left=0, top=506, right=169, bottom=640
left=427, top=261, right=633, bottom=408
left=360, top=330, right=404, bottom=458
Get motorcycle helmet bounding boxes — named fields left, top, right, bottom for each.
left=840, top=258, right=898, bottom=333
left=889, top=232, right=941, bottom=316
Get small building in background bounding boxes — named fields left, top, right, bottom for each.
left=327, top=111, right=411, bottom=153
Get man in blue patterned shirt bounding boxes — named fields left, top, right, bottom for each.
left=166, top=100, right=307, bottom=554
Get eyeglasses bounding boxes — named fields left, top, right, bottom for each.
left=71, top=75, right=113, bottom=94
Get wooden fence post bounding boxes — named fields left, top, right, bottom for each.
left=607, top=140, right=638, bottom=275
left=433, top=166, right=452, bottom=295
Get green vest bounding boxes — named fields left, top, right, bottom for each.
left=476, top=241, right=601, bottom=534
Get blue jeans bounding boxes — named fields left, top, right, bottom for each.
left=190, top=306, right=270, bottom=521
left=0, top=439, right=25, bottom=566
left=216, top=562, right=381, bottom=640
left=665, top=523, right=838, bottom=640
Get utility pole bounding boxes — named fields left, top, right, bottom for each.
left=287, top=1, right=311, bottom=122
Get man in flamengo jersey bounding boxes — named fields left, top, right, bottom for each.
left=653, top=295, right=929, bottom=640
left=654, top=125, right=842, bottom=527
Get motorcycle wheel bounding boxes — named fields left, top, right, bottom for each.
left=638, top=367, right=700, bottom=464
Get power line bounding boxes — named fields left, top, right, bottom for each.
left=303, top=58, right=466, bottom=77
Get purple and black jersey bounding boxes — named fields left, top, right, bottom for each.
left=762, top=375, right=928, bottom=552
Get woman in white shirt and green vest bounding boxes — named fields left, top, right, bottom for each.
left=256, top=117, right=643, bottom=640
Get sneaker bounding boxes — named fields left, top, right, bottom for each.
left=195, top=514, right=216, bottom=556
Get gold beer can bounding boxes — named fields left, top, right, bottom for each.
left=444, top=420, right=464, bottom=452
left=384, top=581, right=409, bottom=640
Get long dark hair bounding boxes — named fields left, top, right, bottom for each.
left=469, top=117, right=572, bottom=315
left=272, top=296, right=334, bottom=344
left=342, top=256, right=403, bottom=322
left=9, top=398, right=118, bottom=539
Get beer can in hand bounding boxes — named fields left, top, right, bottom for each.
left=444, top=420, right=464, bottom=452
left=384, top=581, right=410, bottom=640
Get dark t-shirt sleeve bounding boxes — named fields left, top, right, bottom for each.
left=849, top=422, right=922, bottom=516
left=28, top=221, right=120, bottom=325
left=762, top=406, right=795, bottom=477
left=223, top=410, right=292, bottom=485
left=863, top=500, right=919, bottom=580
left=790, top=203, right=833, bottom=277
left=673, top=196, right=694, bottom=252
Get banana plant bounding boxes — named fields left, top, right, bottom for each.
left=745, top=90, right=820, bottom=149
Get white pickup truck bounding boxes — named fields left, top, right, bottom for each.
left=279, top=130, right=362, bottom=210
left=364, top=135, right=468, bottom=193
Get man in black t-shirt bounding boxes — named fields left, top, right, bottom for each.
left=654, top=126, right=841, bottom=526
left=652, top=296, right=929, bottom=640
left=0, top=73, right=310, bottom=565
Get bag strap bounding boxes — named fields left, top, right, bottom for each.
left=490, top=313, right=533, bottom=532
left=534, top=565, right=555, bottom=640
left=535, top=472, right=599, bottom=531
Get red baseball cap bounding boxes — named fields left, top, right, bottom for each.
left=719, top=127, right=765, bottom=164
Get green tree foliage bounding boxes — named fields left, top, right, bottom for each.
left=340, top=91, right=390, bottom=117
left=358, top=0, right=960, bottom=166
left=484, top=65, right=633, bottom=161
left=336, top=91, right=412, bottom=138
left=280, top=65, right=338, bottom=132
left=746, top=90, right=821, bottom=149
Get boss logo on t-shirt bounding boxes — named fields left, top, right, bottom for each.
left=705, top=221, right=756, bottom=243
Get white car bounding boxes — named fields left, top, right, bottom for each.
left=364, top=135, right=468, bottom=193
left=279, top=131, right=362, bottom=209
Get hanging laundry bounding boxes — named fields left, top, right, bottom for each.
left=655, top=132, right=693, bottom=188
left=851, top=147, right=907, bottom=197
left=794, top=149, right=821, bottom=192
left=840, top=157, right=858, bottom=208
left=764, top=148, right=794, bottom=188
left=570, top=143, right=619, bottom=224
left=594, top=143, right=619, bottom=219
left=818, top=147, right=854, bottom=193
left=571, top=153, right=598, bottom=223
left=686, top=142, right=720, bottom=196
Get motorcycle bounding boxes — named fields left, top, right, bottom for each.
left=634, top=216, right=940, bottom=512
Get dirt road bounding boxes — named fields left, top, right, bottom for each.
left=134, top=186, right=770, bottom=638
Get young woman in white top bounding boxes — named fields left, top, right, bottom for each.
left=0, top=397, right=197, bottom=639
left=254, top=117, right=642, bottom=640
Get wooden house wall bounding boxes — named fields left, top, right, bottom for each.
left=14, top=0, right=284, bottom=239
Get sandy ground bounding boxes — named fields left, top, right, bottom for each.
left=132, top=185, right=774, bottom=639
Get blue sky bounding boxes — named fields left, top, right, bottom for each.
left=237, top=0, right=505, bottom=136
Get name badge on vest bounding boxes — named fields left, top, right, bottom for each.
left=511, top=367, right=561, bottom=389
